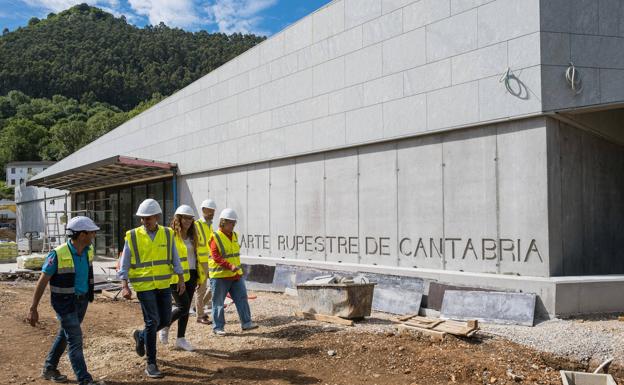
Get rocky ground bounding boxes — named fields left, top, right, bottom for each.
left=1, top=281, right=622, bottom=385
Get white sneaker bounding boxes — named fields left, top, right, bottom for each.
left=213, top=329, right=227, bottom=337
left=158, top=327, right=169, bottom=344
left=174, top=338, right=195, bottom=351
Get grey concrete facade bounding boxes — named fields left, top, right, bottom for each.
left=27, top=0, right=624, bottom=314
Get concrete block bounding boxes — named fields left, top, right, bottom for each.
left=370, top=274, right=423, bottom=314
left=237, top=88, right=261, bottom=118
left=478, top=65, right=542, bottom=122
left=229, top=72, right=249, bottom=95
left=328, top=84, right=364, bottom=114
left=272, top=95, right=328, bottom=129
left=541, top=65, right=600, bottom=111
left=362, top=72, right=404, bottom=106
left=237, top=48, right=260, bottom=73
left=295, top=154, right=326, bottom=261
left=497, top=120, right=550, bottom=276
left=427, top=282, right=491, bottom=310
left=269, top=160, right=296, bottom=259
left=260, top=33, right=284, bottom=64
left=284, top=16, right=313, bottom=54
left=313, top=0, right=345, bottom=43
left=451, top=42, right=507, bottom=84
left=598, top=0, right=624, bottom=37
left=280, top=68, right=315, bottom=107
left=571, top=35, right=624, bottom=69
left=248, top=111, right=272, bottom=135
left=382, top=94, right=427, bottom=138
left=345, top=43, right=383, bottom=86
left=269, top=53, right=299, bottom=81
left=260, top=128, right=286, bottom=159
left=403, top=0, right=450, bottom=32
left=345, top=0, right=382, bottom=29
left=246, top=164, right=271, bottom=257
left=404, top=59, right=452, bottom=96
left=241, top=263, right=276, bottom=284
left=327, top=26, right=363, bottom=59
left=397, top=136, right=444, bottom=270
left=249, top=63, right=271, bottom=88
left=539, top=32, right=570, bottom=67
left=450, top=0, right=493, bottom=15
left=382, top=28, right=426, bottom=75
left=442, top=126, right=498, bottom=273
left=358, top=143, right=398, bottom=266
left=298, top=40, right=329, bottom=70
left=427, top=81, right=479, bottom=130
left=312, top=114, right=346, bottom=150
left=283, top=121, right=314, bottom=155
left=426, top=9, right=477, bottom=62
left=540, top=0, right=599, bottom=35
left=345, top=104, right=383, bottom=144
left=236, top=134, right=261, bottom=164
left=324, top=149, right=359, bottom=264
left=600, top=69, right=624, bottom=104
left=477, top=0, right=540, bottom=47
left=313, top=57, right=345, bottom=96
left=363, top=8, right=403, bottom=46
left=381, top=0, right=416, bottom=14
left=441, top=290, right=536, bottom=326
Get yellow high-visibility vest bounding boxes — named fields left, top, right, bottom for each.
left=195, top=220, right=213, bottom=284
left=126, top=225, right=173, bottom=292
left=49, top=243, right=94, bottom=295
left=171, top=234, right=190, bottom=284
left=209, top=230, right=242, bottom=279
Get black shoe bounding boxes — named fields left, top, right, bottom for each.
left=145, top=364, right=164, bottom=378
left=41, top=368, right=68, bottom=383
left=133, top=330, right=145, bottom=357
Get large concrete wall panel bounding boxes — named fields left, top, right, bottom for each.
left=358, top=143, right=398, bottom=266
left=269, top=159, right=296, bottom=259
left=246, top=164, right=271, bottom=258
left=226, top=167, right=248, bottom=254
left=443, top=127, right=498, bottom=273
left=496, top=120, right=550, bottom=276
left=397, top=136, right=444, bottom=270
left=294, top=154, right=326, bottom=261
left=324, top=149, right=359, bottom=264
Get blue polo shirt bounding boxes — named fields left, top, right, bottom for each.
left=42, top=241, right=91, bottom=295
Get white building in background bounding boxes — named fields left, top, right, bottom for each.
left=20, top=0, right=624, bottom=317
left=5, top=161, right=55, bottom=186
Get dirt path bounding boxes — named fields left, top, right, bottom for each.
left=1, top=282, right=615, bottom=385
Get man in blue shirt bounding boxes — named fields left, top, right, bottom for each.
left=27, top=216, right=104, bottom=385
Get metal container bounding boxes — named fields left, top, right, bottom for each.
left=296, top=283, right=376, bottom=319
left=560, top=371, right=617, bottom=385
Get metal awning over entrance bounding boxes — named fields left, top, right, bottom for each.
left=27, top=156, right=177, bottom=192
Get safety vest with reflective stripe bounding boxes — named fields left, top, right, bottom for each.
left=171, top=234, right=190, bottom=284
left=194, top=220, right=212, bottom=284
left=209, top=230, right=242, bottom=279
left=49, top=242, right=94, bottom=296
left=125, top=225, right=173, bottom=292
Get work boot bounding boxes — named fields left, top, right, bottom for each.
left=133, top=330, right=145, bottom=357
left=159, top=327, right=169, bottom=344
left=41, top=368, right=68, bottom=383
left=174, top=338, right=195, bottom=351
left=241, top=322, right=258, bottom=331
left=212, top=329, right=227, bottom=336
left=145, top=364, right=164, bottom=379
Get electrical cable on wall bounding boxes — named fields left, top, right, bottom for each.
left=565, top=62, right=583, bottom=94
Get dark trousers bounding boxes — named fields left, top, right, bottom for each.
left=169, top=269, right=198, bottom=338
left=137, top=288, right=172, bottom=365
left=44, top=296, right=92, bottom=383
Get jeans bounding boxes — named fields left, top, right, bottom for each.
left=137, top=288, right=172, bottom=365
left=44, top=296, right=92, bottom=384
left=169, top=270, right=197, bottom=338
left=211, top=277, right=252, bottom=331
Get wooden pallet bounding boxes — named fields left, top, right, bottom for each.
left=396, top=315, right=478, bottom=338
left=294, top=311, right=355, bottom=326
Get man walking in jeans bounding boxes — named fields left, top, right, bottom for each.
left=27, top=216, right=103, bottom=385
left=118, top=199, right=185, bottom=379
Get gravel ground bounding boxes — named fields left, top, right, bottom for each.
left=482, top=316, right=624, bottom=369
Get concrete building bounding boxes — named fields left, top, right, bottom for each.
left=23, top=0, right=624, bottom=317
left=5, top=161, right=55, bottom=187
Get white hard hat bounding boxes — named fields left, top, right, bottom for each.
left=175, top=204, right=195, bottom=217
left=200, top=199, right=217, bottom=210
left=219, top=208, right=238, bottom=221
left=67, top=216, right=100, bottom=232
left=135, top=198, right=162, bottom=217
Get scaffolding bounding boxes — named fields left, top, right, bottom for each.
left=42, top=192, right=88, bottom=253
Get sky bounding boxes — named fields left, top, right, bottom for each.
left=0, top=0, right=333, bottom=36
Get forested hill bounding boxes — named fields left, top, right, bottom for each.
left=0, top=4, right=265, bottom=179
left=0, top=3, right=265, bottom=110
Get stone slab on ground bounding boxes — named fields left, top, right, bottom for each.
left=427, top=282, right=492, bottom=310
left=441, top=290, right=536, bottom=326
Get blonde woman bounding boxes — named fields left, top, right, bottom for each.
left=158, top=204, right=199, bottom=351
